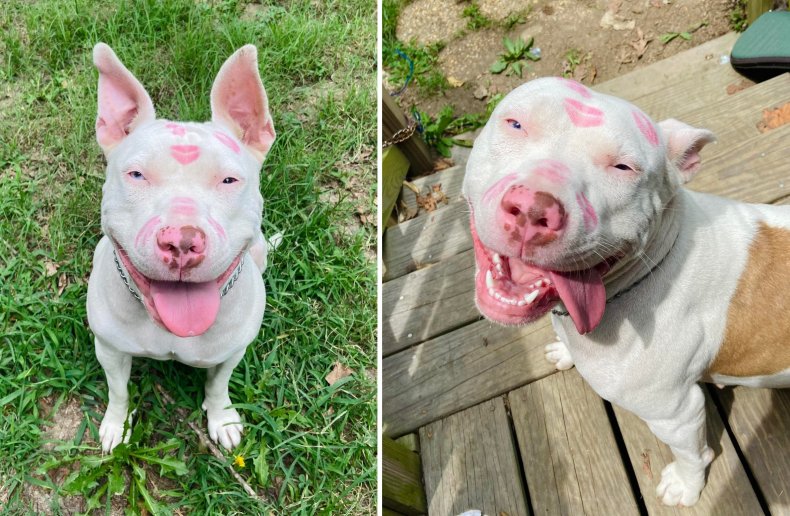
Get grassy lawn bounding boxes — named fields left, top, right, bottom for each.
left=0, top=0, right=377, bottom=513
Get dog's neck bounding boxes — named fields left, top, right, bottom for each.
left=604, top=191, right=683, bottom=299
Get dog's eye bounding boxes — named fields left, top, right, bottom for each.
left=506, top=119, right=522, bottom=130
left=128, top=170, right=145, bottom=180
left=222, top=177, right=238, bottom=184
left=613, top=164, right=633, bottom=171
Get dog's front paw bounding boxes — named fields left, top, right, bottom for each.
left=99, top=410, right=133, bottom=453
left=203, top=401, right=243, bottom=450
left=545, top=340, right=574, bottom=370
left=656, top=457, right=708, bottom=507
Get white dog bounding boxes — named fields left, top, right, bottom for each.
left=463, top=77, right=790, bottom=506
left=87, top=43, right=275, bottom=452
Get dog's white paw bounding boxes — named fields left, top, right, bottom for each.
left=545, top=341, right=574, bottom=370
left=203, top=401, right=243, bottom=450
left=656, top=448, right=712, bottom=507
left=99, top=410, right=133, bottom=453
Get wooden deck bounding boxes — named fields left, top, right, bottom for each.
left=382, top=32, right=790, bottom=515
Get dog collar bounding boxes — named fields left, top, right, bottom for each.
left=551, top=230, right=680, bottom=318
left=112, top=249, right=245, bottom=304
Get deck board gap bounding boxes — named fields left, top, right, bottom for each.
left=603, top=400, right=649, bottom=516
left=504, top=395, right=536, bottom=515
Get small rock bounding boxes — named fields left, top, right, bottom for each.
left=600, top=10, right=635, bottom=31
left=473, top=84, right=489, bottom=100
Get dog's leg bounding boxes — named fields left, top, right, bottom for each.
left=545, top=339, right=574, bottom=370
left=640, top=384, right=713, bottom=507
left=203, top=349, right=246, bottom=450
left=95, top=339, right=133, bottom=453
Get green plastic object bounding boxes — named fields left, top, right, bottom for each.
left=382, top=146, right=410, bottom=224
left=731, top=10, right=790, bottom=81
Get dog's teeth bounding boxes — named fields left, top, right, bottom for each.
left=517, top=299, right=527, bottom=306
left=524, top=290, right=540, bottom=304
left=493, top=253, right=501, bottom=264
left=488, top=288, right=496, bottom=297
left=486, top=270, right=494, bottom=288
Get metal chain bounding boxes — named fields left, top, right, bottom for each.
left=113, top=250, right=245, bottom=303
left=383, top=117, right=417, bottom=148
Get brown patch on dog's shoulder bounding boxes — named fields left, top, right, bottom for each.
left=709, top=222, right=790, bottom=377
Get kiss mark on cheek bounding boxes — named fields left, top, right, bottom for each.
left=170, top=145, right=200, bottom=165
left=135, top=216, right=162, bottom=249
left=533, top=159, right=570, bottom=184
left=632, top=109, right=659, bottom=147
left=214, top=131, right=241, bottom=154
left=564, top=98, right=604, bottom=127
left=576, top=192, right=598, bottom=231
left=483, top=173, right=519, bottom=205
left=561, top=78, right=592, bottom=99
left=165, top=123, right=187, bottom=136
left=207, top=216, right=226, bottom=241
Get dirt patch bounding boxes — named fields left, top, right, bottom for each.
left=392, top=0, right=734, bottom=117
left=40, top=396, right=87, bottom=449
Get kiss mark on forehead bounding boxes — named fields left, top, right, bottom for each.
left=170, top=145, right=200, bottom=165
left=165, top=123, right=187, bottom=136
left=214, top=131, right=241, bottom=154
left=563, top=98, right=604, bottom=127
left=632, top=109, right=659, bottom=147
left=560, top=78, right=592, bottom=99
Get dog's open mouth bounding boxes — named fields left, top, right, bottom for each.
left=115, top=245, right=242, bottom=338
left=470, top=217, right=611, bottom=334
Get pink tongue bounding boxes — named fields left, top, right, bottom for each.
left=149, top=280, right=221, bottom=337
left=549, top=267, right=606, bottom=334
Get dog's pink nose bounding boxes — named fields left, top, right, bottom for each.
left=156, top=225, right=207, bottom=270
left=499, top=186, right=566, bottom=247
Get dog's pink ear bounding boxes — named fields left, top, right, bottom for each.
left=210, top=45, right=275, bottom=162
left=93, top=43, right=155, bottom=154
left=658, top=119, right=716, bottom=183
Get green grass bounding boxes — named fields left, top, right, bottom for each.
left=0, top=0, right=376, bottom=514
left=462, top=3, right=492, bottom=31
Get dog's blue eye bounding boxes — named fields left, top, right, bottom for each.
left=506, top=119, right=522, bottom=130
left=128, top=170, right=145, bottom=180
left=222, top=177, right=238, bottom=184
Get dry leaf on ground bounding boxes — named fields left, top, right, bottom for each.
left=326, top=362, right=354, bottom=385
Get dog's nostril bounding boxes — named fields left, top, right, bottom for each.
left=536, top=218, right=548, bottom=227
left=509, top=206, right=521, bottom=216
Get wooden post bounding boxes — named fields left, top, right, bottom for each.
left=383, top=436, right=427, bottom=515
left=383, top=93, right=433, bottom=174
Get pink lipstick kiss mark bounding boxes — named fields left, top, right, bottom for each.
left=165, top=123, right=187, bottom=137
left=170, top=145, right=200, bottom=165
left=214, top=131, right=241, bottom=154
left=632, top=110, right=659, bottom=147
left=564, top=98, right=605, bottom=127
left=135, top=216, right=162, bottom=249
left=561, top=78, right=592, bottom=98
left=483, top=173, right=519, bottom=205
left=576, top=192, right=598, bottom=231
left=533, top=159, right=570, bottom=184
left=208, top=216, right=226, bottom=241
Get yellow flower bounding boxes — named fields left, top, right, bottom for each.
left=233, top=455, right=246, bottom=468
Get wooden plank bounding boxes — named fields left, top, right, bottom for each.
left=713, top=386, right=790, bottom=513
left=419, top=397, right=529, bottom=516
left=399, top=165, right=465, bottom=218
left=383, top=436, right=427, bottom=515
left=383, top=201, right=471, bottom=281
left=595, top=33, right=741, bottom=104
left=383, top=316, right=556, bottom=437
left=509, top=369, right=639, bottom=515
left=382, top=250, right=478, bottom=356
left=612, top=389, right=762, bottom=515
